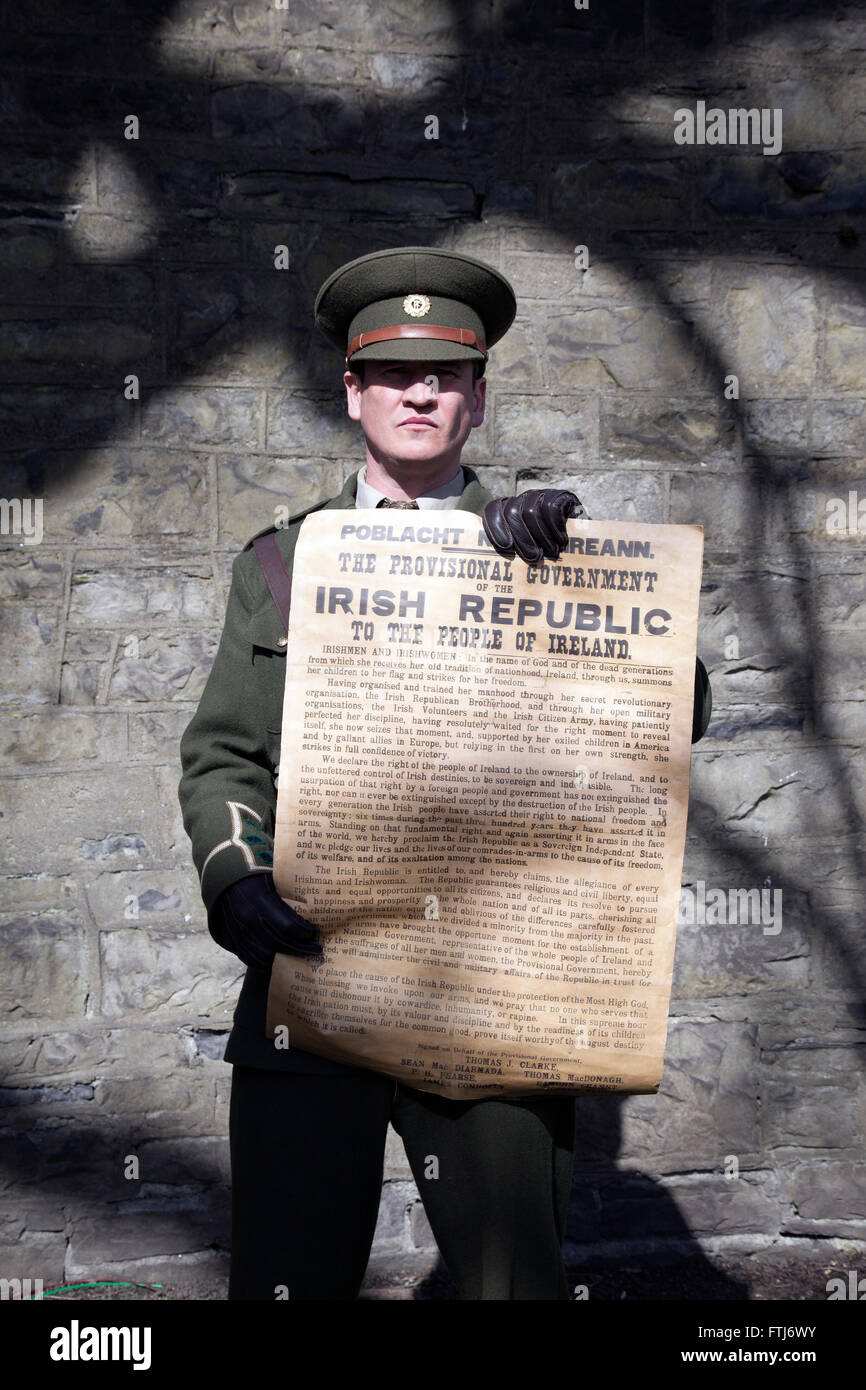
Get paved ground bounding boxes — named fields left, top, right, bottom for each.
left=34, top=1250, right=861, bottom=1301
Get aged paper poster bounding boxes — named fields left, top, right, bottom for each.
left=267, top=511, right=703, bottom=1099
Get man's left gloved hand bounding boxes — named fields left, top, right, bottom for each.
left=483, top=488, right=586, bottom=565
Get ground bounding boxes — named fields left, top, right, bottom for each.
left=35, top=1250, right=859, bottom=1301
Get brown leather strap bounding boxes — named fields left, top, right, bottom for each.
left=346, top=324, right=487, bottom=360
left=253, top=533, right=293, bottom=635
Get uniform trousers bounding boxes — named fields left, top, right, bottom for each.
left=228, top=1062, right=577, bottom=1301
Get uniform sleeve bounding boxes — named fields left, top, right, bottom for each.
left=178, top=553, right=277, bottom=925
left=692, top=656, right=712, bottom=743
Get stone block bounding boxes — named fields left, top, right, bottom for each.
left=213, top=45, right=362, bottom=87
left=30, top=450, right=209, bottom=540
left=695, top=564, right=812, bottom=701
left=408, top=1196, right=436, bottom=1251
left=0, top=226, right=59, bottom=302
left=688, top=746, right=862, bottom=847
left=669, top=472, right=793, bottom=550
left=825, top=290, right=866, bottom=391
left=812, top=398, right=866, bottom=455
left=133, top=1135, right=231, bottom=1187
left=818, top=901, right=866, bottom=992
left=0, top=306, right=158, bottom=383
left=698, top=700, right=810, bottom=747
left=1, top=768, right=161, bottom=875
left=672, top=880, right=811, bottom=997
left=724, top=0, right=866, bottom=52
left=67, top=1212, right=218, bottom=1270
left=762, top=1046, right=862, bottom=1153
left=600, top=397, right=736, bottom=471
left=60, top=632, right=114, bottom=707
left=490, top=318, right=544, bottom=389
left=493, top=395, right=595, bottom=460
left=0, top=147, right=95, bottom=204
left=371, top=1180, right=412, bottom=1248
left=0, top=549, right=64, bottom=601
left=0, top=711, right=125, bottom=767
left=619, top=1018, right=760, bottom=1168
left=780, top=1161, right=866, bottom=1229
left=742, top=398, right=809, bottom=454
left=130, top=707, right=202, bottom=761
left=656, top=1169, right=781, bottom=1238
left=0, top=873, right=79, bottom=913
left=0, top=604, right=60, bottom=706
left=92, top=1075, right=214, bottom=1131
left=84, top=866, right=200, bottom=929
left=0, top=1232, right=66, bottom=1289
left=713, top=266, right=817, bottom=394
left=278, top=0, right=467, bottom=51
left=159, top=0, right=273, bottom=43
left=98, top=927, right=242, bottom=1021
left=221, top=168, right=477, bottom=222
left=141, top=389, right=265, bottom=450
left=266, top=392, right=362, bottom=456
left=72, top=211, right=242, bottom=266
left=68, top=556, right=214, bottom=625
left=504, top=0, right=643, bottom=55
left=0, top=1029, right=191, bottom=1083
left=532, top=470, right=664, bottom=525
left=212, top=80, right=365, bottom=152
left=544, top=304, right=706, bottom=392
left=0, top=913, right=88, bottom=1022
left=384, top=1123, right=413, bottom=1180
left=0, top=387, right=135, bottom=449
left=504, top=251, right=709, bottom=307
left=166, top=268, right=307, bottom=385
left=107, top=633, right=219, bottom=704
left=187, top=1029, right=230, bottom=1065
left=53, top=263, right=159, bottom=310
left=217, top=457, right=343, bottom=548
left=551, top=159, right=687, bottom=230
left=816, top=701, right=866, bottom=745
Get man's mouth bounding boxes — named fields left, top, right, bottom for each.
left=399, top=417, right=437, bottom=427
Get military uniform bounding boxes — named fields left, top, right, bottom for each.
left=178, top=464, right=497, bottom=1077
left=177, top=246, right=711, bottom=1301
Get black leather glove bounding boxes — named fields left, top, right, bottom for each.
left=692, top=657, right=712, bottom=743
left=482, top=488, right=586, bottom=565
left=210, top=873, right=322, bottom=971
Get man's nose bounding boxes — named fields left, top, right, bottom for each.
left=403, top=375, right=438, bottom=403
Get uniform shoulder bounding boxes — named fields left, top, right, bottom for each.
left=241, top=494, right=335, bottom=553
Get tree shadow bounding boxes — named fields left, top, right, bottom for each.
left=1, top=0, right=864, bottom=1291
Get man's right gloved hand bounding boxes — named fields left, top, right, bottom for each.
left=210, top=873, right=323, bottom=971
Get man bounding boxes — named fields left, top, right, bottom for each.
left=178, top=246, right=711, bottom=1302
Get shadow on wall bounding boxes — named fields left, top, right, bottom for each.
left=1, top=0, right=864, bottom=1290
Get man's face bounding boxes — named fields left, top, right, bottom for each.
left=343, top=359, right=486, bottom=472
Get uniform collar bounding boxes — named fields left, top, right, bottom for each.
left=355, top=464, right=466, bottom=510
left=323, top=466, right=492, bottom=517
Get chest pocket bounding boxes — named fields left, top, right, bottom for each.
left=248, top=606, right=288, bottom=754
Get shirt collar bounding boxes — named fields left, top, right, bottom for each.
left=355, top=464, right=466, bottom=511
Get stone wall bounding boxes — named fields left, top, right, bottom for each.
left=1, top=0, right=864, bottom=1298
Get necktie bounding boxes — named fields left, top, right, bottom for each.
left=377, top=497, right=420, bottom=509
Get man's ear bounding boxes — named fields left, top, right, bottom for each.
left=344, top=368, right=362, bottom=421
left=471, top=373, right=486, bottom=428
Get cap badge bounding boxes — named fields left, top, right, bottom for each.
left=402, top=293, right=431, bottom=318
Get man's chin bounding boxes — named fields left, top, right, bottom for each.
left=386, top=435, right=452, bottom=465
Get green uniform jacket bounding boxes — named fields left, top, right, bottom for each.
left=178, top=467, right=712, bottom=1073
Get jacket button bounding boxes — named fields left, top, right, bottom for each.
left=277, top=636, right=288, bottom=647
